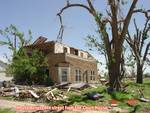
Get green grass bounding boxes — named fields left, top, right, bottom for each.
left=121, top=78, right=150, bottom=112
left=111, top=92, right=132, bottom=101
left=0, top=108, right=14, bottom=113
left=47, top=78, right=150, bottom=111
left=65, top=78, right=150, bottom=112
left=0, top=96, right=14, bottom=101
left=123, top=78, right=150, bottom=103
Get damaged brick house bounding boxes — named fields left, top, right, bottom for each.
left=26, top=37, right=98, bottom=83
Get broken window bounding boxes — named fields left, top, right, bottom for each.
left=80, top=52, right=83, bottom=57
left=74, top=49, right=78, bottom=56
left=70, top=48, right=74, bottom=54
left=63, top=47, right=68, bottom=53
left=70, top=48, right=79, bottom=56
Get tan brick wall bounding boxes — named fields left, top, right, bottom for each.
left=47, top=53, right=66, bottom=83
left=47, top=53, right=98, bottom=83
left=66, top=55, right=98, bottom=83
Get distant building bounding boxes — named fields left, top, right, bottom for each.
left=26, top=37, right=98, bottom=83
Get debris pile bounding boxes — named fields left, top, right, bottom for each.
left=0, top=81, right=97, bottom=103
left=0, top=85, right=70, bottom=102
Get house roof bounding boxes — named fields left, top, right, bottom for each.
left=25, top=36, right=95, bottom=59
left=25, top=37, right=55, bottom=55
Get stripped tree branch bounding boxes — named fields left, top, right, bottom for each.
left=133, top=9, right=150, bottom=18
left=142, top=42, right=150, bottom=66
left=140, top=18, right=150, bottom=55
left=56, top=14, right=64, bottom=43
left=56, top=1, right=93, bottom=43
left=121, top=0, right=138, bottom=44
left=57, top=3, right=93, bottom=15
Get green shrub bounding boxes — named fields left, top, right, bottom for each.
left=10, top=48, right=53, bottom=86
left=44, top=74, right=54, bottom=86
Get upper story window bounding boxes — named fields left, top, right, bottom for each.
left=74, top=49, right=78, bottom=56
left=70, top=47, right=79, bottom=56
left=63, top=47, right=68, bottom=53
left=80, top=52, right=83, bottom=57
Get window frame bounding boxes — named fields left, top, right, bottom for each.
left=61, top=68, right=68, bottom=82
left=75, top=69, right=81, bottom=82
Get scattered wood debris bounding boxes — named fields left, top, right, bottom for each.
left=0, top=82, right=94, bottom=102
left=2, top=80, right=15, bottom=88
left=53, top=82, right=70, bottom=89
left=138, top=89, right=150, bottom=102
left=0, top=81, right=97, bottom=103
left=67, top=83, right=90, bottom=90
left=139, top=97, right=150, bottom=102
left=28, top=90, right=39, bottom=99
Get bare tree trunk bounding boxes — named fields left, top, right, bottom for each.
left=115, top=46, right=122, bottom=91
left=108, top=64, right=115, bottom=88
left=136, top=63, right=143, bottom=84
left=108, top=53, right=122, bottom=91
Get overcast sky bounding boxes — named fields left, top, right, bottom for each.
left=0, top=0, right=150, bottom=73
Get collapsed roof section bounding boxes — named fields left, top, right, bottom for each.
left=25, top=36, right=96, bottom=61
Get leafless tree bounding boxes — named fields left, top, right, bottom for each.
left=57, top=0, right=143, bottom=91
left=126, top=10, right=150, bottom=83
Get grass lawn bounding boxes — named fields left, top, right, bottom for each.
left=0, top=108, right=14, bottom=113
left=50, top=78, right=150, bottom=112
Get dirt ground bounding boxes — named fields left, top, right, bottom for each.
left=0, top=99, right=45, bottom=113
